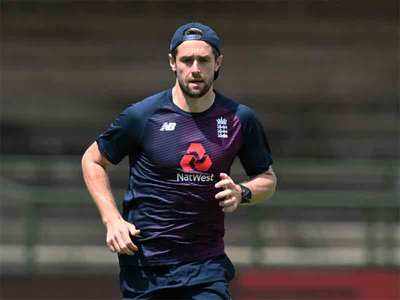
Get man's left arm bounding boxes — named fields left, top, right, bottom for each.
left=215, top=167, right=277, bottom=212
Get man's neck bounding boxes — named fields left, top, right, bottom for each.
left=172, top=84, right=215, bottom=113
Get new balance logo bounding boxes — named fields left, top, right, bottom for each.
left=160, top=122, right=176, bottom=131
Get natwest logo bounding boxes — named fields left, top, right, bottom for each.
left=177, top=143, right=214, bottom=183
left=179, top=143, right=212, bottom=172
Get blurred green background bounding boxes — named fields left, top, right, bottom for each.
left=1, top=1, right=399, bottom=299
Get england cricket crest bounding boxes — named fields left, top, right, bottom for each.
left=216, top=117, right=228, bottom=138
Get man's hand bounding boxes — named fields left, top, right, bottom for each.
left=215, top=173, right=242, bottom=213
left=105, top=218, right=140, bottom=255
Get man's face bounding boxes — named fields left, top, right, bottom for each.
left=169, top=40, right=222, bottom=98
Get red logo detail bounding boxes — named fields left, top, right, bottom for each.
left=180, top=143, right=213, bottom=172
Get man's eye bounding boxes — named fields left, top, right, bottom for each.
left=198, top=57, right=209, bottom=63
left=181, top=58, right=193, bottom=64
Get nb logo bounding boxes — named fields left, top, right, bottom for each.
left=160, top=122, right=176, bottom=131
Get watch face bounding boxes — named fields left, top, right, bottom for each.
left=240, top=184, right=252, bottom=203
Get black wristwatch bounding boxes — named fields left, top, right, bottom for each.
left=239, top=184, right=252, bottom=204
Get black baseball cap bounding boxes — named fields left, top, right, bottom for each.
left=169, top=22, right=221, bottom=55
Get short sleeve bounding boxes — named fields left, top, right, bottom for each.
left=238, top=107, right=273, bottom=177
left=96, top=106, right=139, bottom=165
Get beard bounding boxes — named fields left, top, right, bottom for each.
left=177, top=76, right=213, bottom=98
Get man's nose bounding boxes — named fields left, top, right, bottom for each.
left=191, top=60, right=201, bottom=73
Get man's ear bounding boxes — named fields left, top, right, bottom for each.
left=169, top=54, right=176, bottom=72
left=215, top=54, right=223, bottom=72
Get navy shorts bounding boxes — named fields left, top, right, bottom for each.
left=119, top=254, right=235, bottom=300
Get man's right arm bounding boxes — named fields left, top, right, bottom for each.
left=81, top=142, right=139, bottom=255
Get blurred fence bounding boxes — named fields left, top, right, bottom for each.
left=1, top=155, right=399, bottom=276
left=7, top=189, right=400, bottom=274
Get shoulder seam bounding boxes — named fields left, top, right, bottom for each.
left=135, top=90, right=166, bottom=145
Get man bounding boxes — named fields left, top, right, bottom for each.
left=82, top=22, right=277, bottom=300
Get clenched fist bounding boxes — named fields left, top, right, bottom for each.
left=105, top=218, right=140, bottom=255
left=215, top=173, right=242, bottom=213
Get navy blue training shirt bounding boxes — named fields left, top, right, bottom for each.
left=96, top=89, right=273, bottom=266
